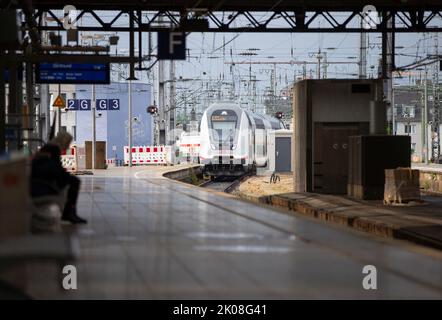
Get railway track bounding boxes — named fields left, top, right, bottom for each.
left=200, top=177, right=238, bottom=192
left=200, top=174, right=250, bottom=192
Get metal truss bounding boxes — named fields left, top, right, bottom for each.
left=31, top=8, right=442, bottom=33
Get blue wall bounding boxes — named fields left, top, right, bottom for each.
left=75, top=82, right=153, bottom=161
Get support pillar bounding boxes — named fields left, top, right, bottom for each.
left=0, top=52, right=5, bottom=153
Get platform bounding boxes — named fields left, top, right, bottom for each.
left=10, top=166, right=442, bottom=299
left=258, top=192, right=442, bottom=250
left=412, top=163, right=442, bottom=173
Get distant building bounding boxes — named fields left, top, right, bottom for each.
left=393, top=85, right=441, bottom=162
left=75, top=82, right=153, bottom=162
left=49, top=82, right=153, bottom=163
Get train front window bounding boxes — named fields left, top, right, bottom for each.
left=211, top=113, right=237, bottom=142
left=212, top=121, right=236, bottom=142
left=212, top=121, right=236, bottom=132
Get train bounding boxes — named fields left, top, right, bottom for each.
left=199, top=102, right=285, bottom=177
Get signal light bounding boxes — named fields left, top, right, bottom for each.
left=147, top=105, right=158, bottom=114
left=275, top=112, right=283, bottom=119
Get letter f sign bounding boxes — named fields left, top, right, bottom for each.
left=169, top=32, right=183, bottom=54
left=158, top=31, right=186, bottom=60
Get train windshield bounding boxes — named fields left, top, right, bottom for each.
left=211, top=111, right=238, bottom=142
left=212, top=120, right=236, bottom=131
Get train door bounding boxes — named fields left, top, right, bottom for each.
left=244, top=111, right=255, bottom=166
left=254, top=129, right=266, bottom=166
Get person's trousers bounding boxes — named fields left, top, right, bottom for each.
left=64, top=174, right=81, bottom=210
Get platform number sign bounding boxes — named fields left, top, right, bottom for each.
left=109, top=99, right=120, bottom=110
left=96, top=99, right=108, bottom=111
left=67, top=99, right=78, bottom=110
left=66, top=98, right=119, bottom=111
left=79, top=99, right=91, bottom=111
left=96, top=99, right=120, bottom=110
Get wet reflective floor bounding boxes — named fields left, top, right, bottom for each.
left=26, top=167, right=442, bottom=299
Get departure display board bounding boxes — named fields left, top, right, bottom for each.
left=36, top=62, right=110, bottom=84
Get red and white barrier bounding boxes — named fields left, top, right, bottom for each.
left=178, top=134, right=200, bottom=162
left=179, top=143, right=200, bottom=156
left=61, top=145, right=77, bottom=172
left=124, top=145, right=172, bottom=165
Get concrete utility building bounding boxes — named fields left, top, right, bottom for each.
left=292, top=79, right=385, bottom=194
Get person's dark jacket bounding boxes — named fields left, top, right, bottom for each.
left=31, top=143, right=71, bottom=198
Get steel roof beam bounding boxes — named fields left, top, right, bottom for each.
left=30, top=9, right=442, bottom=33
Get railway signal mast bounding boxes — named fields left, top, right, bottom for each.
left=431, top=34, right=440, bottom=162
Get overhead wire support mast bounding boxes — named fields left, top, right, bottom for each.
left=225, top=60, right=360, bottom=81
left=431, top=35, right=440, bottom=162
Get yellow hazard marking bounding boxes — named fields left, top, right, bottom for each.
left=52, top=95, right=66, bottom=108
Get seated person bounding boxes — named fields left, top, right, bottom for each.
left=31, top=132, right=87, bottom=224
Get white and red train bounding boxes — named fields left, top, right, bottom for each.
left=199, top=102, right=284, bottom=177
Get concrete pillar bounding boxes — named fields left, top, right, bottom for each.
left=169, top=60, right=176, bottom=145
left=158, top=59, right=166, bottom=145
left=25, top=58, right=34, bottom=150
left=0, top=52, right=5, bottom=153
left=39, top=84, right=50, bottom=142
left=7, top=55, right=23, bottom=150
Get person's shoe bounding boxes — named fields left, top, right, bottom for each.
left=62, top=207, right=88, bottom=224
left=63, top=213, right=87, bottom=224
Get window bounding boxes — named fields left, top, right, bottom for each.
left=411, top=143, right=416, bottom=154
left=211, top=111, right=238, bottom=142
left=402, top=105, right=415, bottom=118
left=212, top=121, right=236, bottom=132
left=404, top=124, right=416, bottom=134
left=351, top=84, right=371, bottom=93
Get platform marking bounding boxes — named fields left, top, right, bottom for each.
left=194, top=245, right=293, bottom=254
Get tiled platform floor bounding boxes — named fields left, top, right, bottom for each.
left=21, top=167, right=442, bottom=299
